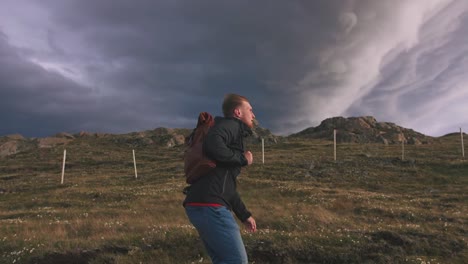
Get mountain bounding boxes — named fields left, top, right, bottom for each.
left=2, top=116, right=456, bottom=158
left=290, top=116, right=436, bottom=145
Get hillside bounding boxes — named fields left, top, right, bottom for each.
left=0, top=132, right=466, bottom=263
left=291, top=116, right=436, bottom=145
left=0, top=124, right=281, bottom=158
left=1, top=116, right=447, bottom=159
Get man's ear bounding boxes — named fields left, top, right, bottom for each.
left=233, top=108, right=241, bottom=118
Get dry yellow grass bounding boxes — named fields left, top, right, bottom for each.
left=0, top=136, right=467, bottom=263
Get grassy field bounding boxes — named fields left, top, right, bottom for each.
left=0, top=135, right=467, bottom=263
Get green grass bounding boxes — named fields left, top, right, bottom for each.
left=0, top=137, right=467, bottom=263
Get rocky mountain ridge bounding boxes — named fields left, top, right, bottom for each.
left=291, top=116, right=435, bottom=145
left=0, top=116, right=449, bottom=157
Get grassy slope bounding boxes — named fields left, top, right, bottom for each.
left=0, top=136, right=466, bottom=263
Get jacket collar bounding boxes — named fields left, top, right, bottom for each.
left=215, top=116, right=253, bottom=137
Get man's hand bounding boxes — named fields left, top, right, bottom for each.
left=244, top=151, right=253, bottom=165
left=243, top=216, right=257, bottom=232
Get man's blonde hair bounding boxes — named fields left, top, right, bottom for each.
left=222, top=94, right=249, bottom=117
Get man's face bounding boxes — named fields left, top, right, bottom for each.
left=235, top=101, right=256, bottom=128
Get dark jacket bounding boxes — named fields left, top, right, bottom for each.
left=183, top=116, right=253, bottom=222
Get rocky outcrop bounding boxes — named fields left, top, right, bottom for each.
left=78, top=131, right=92, bottom=137
left=75, top=131, right=109, bottom=138
left=152, top=127, right=175, bottom=136
left=245, top=125, right=283, bottom=145
left=150, top=128, right=190, bottom=147
left=165, top=135, right=186, bottom=147
left=38, top=137, right=72, bottom=148
left=0, top=141, right=18, bottom=157
left=54, top=132, right=75, bottom=139
left=0, top=136, right=36, bottom=157
left=5, top=134, right=24, bottom=140
left=290, top=116, right=434, bottom=144
left=109, top=128, right=191, bottom=148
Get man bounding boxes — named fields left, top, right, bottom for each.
left=183, top=94, right=257, bottom=264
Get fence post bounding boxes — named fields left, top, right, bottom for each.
left=262, top=138, right=265, bottom=164
left=334, top=129, right=337, bottom=162
left=461, top=128, right=465, bottom=159
left=133, top=149, right=138, bottom=179
left=61, top=149, right=66, bottom=184
left=402, top=138, right=405, bottom=161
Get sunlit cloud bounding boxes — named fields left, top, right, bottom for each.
left=0, top=0, right=467, bottom=137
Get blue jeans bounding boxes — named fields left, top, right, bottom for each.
left=185, top=206, right=248, bottom=264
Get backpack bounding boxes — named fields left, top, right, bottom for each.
left=184, top=112, right=216, bottom=184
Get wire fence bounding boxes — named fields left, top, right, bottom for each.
left=0, top=129, right=464, bottom=185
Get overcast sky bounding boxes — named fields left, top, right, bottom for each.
left=1, top=0, right=467, bottom=137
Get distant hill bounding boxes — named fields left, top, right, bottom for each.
left=289, top=116, right=436, bottom=145
left=0, top=125, right=280, bottom=157
left=440, top=132, right=466, bottom=137
left=2, top=116, right=460, bottom=158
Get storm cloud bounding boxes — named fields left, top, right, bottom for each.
left=0, top=0, right=467, bottom=137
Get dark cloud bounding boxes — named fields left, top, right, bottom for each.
left=0, top=0, right=467, bottom=137
left=43, top=0, right=348, bottom=132
left=0, top=34, right=94, bottom=136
